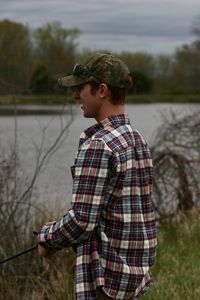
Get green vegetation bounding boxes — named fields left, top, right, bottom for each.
left=0, top=94, right=199, bottom=107
left=143, top=213, right=200, bottom=300
left=125, top=94, right=200, bottom=103
left=1, top=213, right=200, bottom=299
left=0, top=94, right=71, bottom=105
left=0, top=18, right=200, bottom=98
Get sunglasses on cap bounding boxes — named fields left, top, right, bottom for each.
left=73, top=64, right=91, bottom=77
left=73, top=64, right=101, bottom=83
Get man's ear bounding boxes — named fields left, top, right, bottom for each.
left=98, top=83, right=109, bottom=98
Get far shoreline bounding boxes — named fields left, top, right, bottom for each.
left=0, top=94, right=200, bottom=107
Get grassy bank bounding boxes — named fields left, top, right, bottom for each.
left=125, top=94, right=200, bottom=103
left=1, top=213, right=200, bottom=299
left=0, top=94, right=200, bottom=105
left=143, top=213, right=200, bottom=300
left=0, top=94, right=72, bottom=105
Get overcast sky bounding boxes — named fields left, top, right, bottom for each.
left=1, top=0, right=200, bottom=54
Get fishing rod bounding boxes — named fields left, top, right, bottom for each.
left=0, top=231, right=38, bottom=265
left=0, top=245, right=38, bottom=265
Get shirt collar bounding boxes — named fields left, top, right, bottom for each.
left=84, top=113, right=130, bottom=139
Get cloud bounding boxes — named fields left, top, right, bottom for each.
left=0, top=0, right=200, bottom=53
left=78, top=33, right=195, bottom=54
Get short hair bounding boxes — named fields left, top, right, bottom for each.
left=89, top=82, right=126, bottom=105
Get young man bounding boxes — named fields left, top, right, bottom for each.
left=37, top=53, right=157, bottom=300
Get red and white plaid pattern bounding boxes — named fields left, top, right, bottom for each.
left=39, top=114, right=157, bottom=299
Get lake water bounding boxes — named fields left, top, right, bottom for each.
left=0, top=103, right=199, bottom=212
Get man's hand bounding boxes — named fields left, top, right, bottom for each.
left=37, top=221, right=57, bottom=258
left=38, top=244, right=54, bottom=257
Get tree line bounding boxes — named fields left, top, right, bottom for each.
left=0, top=18, right=200, bottom=95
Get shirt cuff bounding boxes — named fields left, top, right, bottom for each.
left=38, top=224, right=61, bottom=251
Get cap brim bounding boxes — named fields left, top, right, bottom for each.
left=58, top=75, right=88, bottom=87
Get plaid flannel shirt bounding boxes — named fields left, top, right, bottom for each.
left=39, top=114, right=157, bottom=300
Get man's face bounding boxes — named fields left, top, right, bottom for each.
left=72, top=83, right=103, bottom=121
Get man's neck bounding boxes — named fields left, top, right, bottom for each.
left=95, top=104, right=124, bottom=122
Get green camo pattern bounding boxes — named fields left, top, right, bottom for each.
left=59, top=53, right=133, bottom=89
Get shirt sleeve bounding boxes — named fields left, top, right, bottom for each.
left=38, top=138, right=114, bottom=250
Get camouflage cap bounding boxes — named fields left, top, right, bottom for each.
left=58, top=53, right=133, bottom=89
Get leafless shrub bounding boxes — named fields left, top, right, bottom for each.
left=152, top=108, right=200, bottom=221
left=0, top=103, right=77, bottom=299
